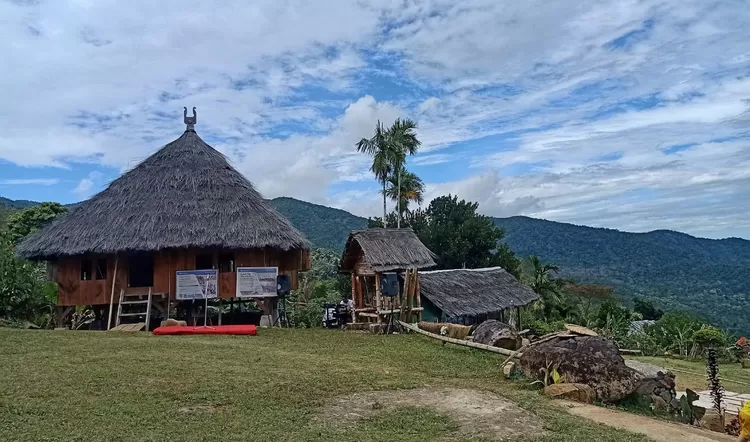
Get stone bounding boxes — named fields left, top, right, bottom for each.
left=660, top=390, right=672, bottom=403
left=161, top=318, right=187, bottom=327
left=472, top=320, right=522, bottom=350
left=544, top=383, right=596, bottom=404
left=520, top=335, right=640, bottom=402
left=699, top=408, right=724, bottom=432
left=651, top=394, right=668, bottom=411
left=503, top=362, right=516, bottom=379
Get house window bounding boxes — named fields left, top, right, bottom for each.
left=195, top=253, right=214, bottom=270
left=80, top=259, right=92, bottom=281
left=218, top=252, right=235, bottom=273
left=95, top=258, right=107, bottom=280
left=128, top=254, right=154, bottom=288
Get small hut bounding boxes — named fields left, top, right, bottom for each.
left=16, top=109, right=310, bottom=329
left=419, top=267, right=539, bottom=326
left=340, top=228, right=436, bottom=324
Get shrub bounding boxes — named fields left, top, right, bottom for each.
left=694, top=327, right=728, bottom=348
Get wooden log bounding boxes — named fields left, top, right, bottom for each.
left=399, top=320, right=522, bottom=358
left=415, top=272, right=422, bottom=322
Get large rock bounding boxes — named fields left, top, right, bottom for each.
left=520, top=335, right=640, bottom=402
left=544, top=383, right=595, bottom=404
left=472, top=320, right=522, bottom=350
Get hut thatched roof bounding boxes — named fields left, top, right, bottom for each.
left=16, top=126, right=309, bottom=260
left=340, top=228, right=436, bottom=273
left=420, top=267, right=539, bottom=320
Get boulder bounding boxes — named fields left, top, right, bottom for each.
left=544, top=383, right=595, bottom=404
left=651, top=394, right=668, bottom=411
left=520, top=335, right=640, bottom=402
left=472, top=320, right=522, bottom=350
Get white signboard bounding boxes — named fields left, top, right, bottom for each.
left=176, top=269, right=218, bottom=300
left=236, top=267, right=278, bottom=298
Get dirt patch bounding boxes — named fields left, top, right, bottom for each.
left=319, top=388, right=544, bottom=440
left=562, top=401, right=735, bottom=442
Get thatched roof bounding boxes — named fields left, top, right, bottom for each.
left=340, top=228, right=436, bottom=273
left=420, top=267, right=539, bottom=320
left=16, top=126, right=309, bottom=260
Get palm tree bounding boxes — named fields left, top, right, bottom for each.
left=386, top=119, right=421, bottom=228
left=356, top=120, right=396, bottom=226
left=384, top=168, right=425, bottom=216
left=529, top=255, right=563, bottom=320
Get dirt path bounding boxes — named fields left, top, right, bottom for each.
left=562, top=401, right=735, bottom=442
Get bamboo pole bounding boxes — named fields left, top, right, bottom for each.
left=398, top=320, right=522, bottom=358
left=107, top=255, right=119, bottom=330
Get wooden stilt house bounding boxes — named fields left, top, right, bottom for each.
left=339, top=228, right=436, bottom=324
left=16, top=110, right=310, bottom=329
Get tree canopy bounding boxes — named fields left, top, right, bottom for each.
left=369, top=195, right=520, bottom=276
left=7, top=202, right=67, bottom=245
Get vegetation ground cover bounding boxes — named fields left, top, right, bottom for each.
left=629, top=356, right=750, bottom=394
left=0, top=328, right=651, bottom=442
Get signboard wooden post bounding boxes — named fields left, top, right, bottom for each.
left=176, top=269, right=218, bottom=326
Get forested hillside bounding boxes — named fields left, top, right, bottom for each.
left=268, top=197, right=367, bottom=251
left=494, top=216, right=750, bottom=333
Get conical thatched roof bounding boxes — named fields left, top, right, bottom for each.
left=340, top=228, right=436, bottom=272
left=16, top=127, right=309, bottom=260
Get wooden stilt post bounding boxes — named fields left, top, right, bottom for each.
left=415, top=271, right=422, bottom=322
left=375, top=272, right=382, bottom=324
left=351, top=273, right=357, bottom=324
left=107, top=255, right=119, bottom=331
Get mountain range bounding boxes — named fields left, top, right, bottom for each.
left=3, top=196, right=748, bottom=334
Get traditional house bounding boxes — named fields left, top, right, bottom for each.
left=339, top=228, right=436, bottom=324
left=419, top=267, right=539, bottom=326
left=16, top=109, right=310, bottom=329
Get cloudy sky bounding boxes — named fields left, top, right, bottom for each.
left=1, top=0, right=749, bottom=239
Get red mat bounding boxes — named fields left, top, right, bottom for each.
left=152, top=325, right=257, bottom=336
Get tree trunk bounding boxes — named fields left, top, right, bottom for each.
left=397, top=167, right=402, bottom=228
left=382, top=179, right=387, bottom=227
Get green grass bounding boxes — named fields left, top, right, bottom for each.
left=0, top=328, right=650, bottom=442
left=629, top=355, right=750, bottom=394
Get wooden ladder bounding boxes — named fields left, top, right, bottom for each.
left=115, top=288, right=153, bottom=331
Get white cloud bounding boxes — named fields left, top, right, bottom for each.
left=0, top=179, right=59, bottom=186
left=1, top=0, right=749, bottom=238
left=73, top=172, right=104, bottom=198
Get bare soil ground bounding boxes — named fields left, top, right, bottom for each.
left=320, top=387, right=545, bottom=441
left=561, top=401, right=735, bottom=442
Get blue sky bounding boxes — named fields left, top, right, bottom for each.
left=1, top=0, right=750, bottom=238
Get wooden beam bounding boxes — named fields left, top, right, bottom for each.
left=398, top=321, right=522, bottom=358
left=107, top=255, right=118, bottom=330
left=374, top=272, right=382, bottom=324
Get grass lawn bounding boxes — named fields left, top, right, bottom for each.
left=629, top=355, right=750, bottom=394
left=0, top=328, right=651, bottom=442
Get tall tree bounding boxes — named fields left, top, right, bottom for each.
left=356, top=120, right=395, bottom=227
left=386, top=119, right=421, bottom=228
left=7, top=203, right=68, bottom=244
left=409, top=195, right=520, bottom=276
left=384, top=167, right=424, bottom=216
left=356, top=118, right=421, bottom=229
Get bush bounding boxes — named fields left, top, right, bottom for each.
left=694, top=327, right=727, bottom=348
left=0, top=232, right=55, bottom=328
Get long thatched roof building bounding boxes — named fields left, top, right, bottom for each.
left=419, top=267, right=539, bottom=324
left=16, top=109, right=310, bottom=329
left=340, top=228, right=436, bottom=274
